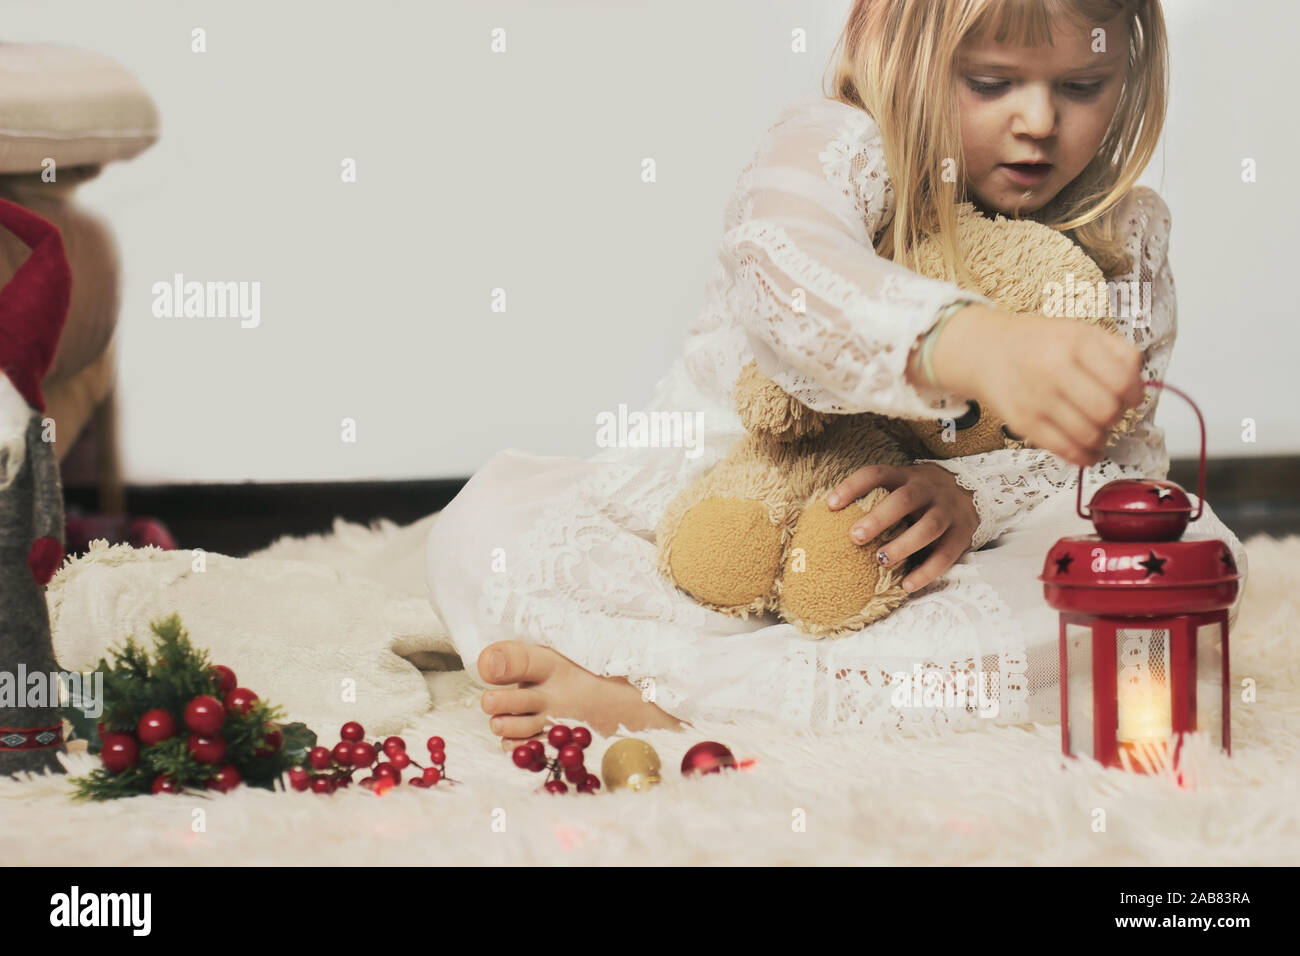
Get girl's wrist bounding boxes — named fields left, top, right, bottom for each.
left=927, top=303, right=1003, bottom=399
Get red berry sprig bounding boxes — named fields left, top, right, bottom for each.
left=511, top=724, right=600, bottom=795
left=94, top=662, right=284, bottom=794
left=289, top=724, right=457, bottom=794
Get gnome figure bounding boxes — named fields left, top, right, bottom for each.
left=0, top=197, right=72, bottom=777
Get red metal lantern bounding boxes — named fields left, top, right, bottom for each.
left=1039, top=381, right=1241, bottom=774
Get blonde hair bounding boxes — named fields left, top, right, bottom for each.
left=825, top=0, right=1167, bottom=281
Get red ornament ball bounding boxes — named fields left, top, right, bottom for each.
left=576, top=774, right=601, bottom=794
left=184, top=695, right=225, bottom=735
left=558, top=744, right=584, bottom=768
left=525, top=739, right=545, bottom=758
left=547, top=725, right=572, bottom=749
left=426, top=736, right=445, bottom=753
left=151, top=774, right=179, bottom=795
left=382, top=736, right=406, bottom=756
left=288, top=767, right=311, bottom=792
left=208, top=764, right=242, bottom=793
left=137, top=709, right=177, bottom=746
left=422, top=766, right=442, bottom=785
left=211, top=664, right=238, bottom=695
left=543, top=779, right=568, bottom=795
left=340, top=721, right=365, bottom=742
left=374, top=762, right=401, bottom=783
left=224, top=687, right=259, bottom=716
left=680, top=741, right=736, bottom=776
left=511, top=745, right=535, bottom=769
left=350, top=741, right=377, bottom=768
left=571, top=726, right=592, bottom=749
left=100, top=734, right=139, bottom=774
left=391, top=751, right=411, bottom=770
left=254, top=723, right=284, bottom=758
left=311, top=776, right=335, bottom=794
left=188, top=734, right=227, bottom=765
left=428, top=748, right=446, bottom=766
left=308, top=746, right=333, bottom=770
left=563, top=763, right=587, bottom=784
left=332, top=741, right=354, bottom=767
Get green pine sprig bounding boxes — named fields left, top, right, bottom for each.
left=63, top=613, right=316, bottom=801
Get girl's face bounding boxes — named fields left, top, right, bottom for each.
left=957, top=13, right=1129, bottom=215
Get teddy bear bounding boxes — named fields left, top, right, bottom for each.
left=654, top=202, right=1142, bottom=638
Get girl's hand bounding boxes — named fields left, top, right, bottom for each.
left=931, top=305, right=1146, bottom=467
left=826, top=462, right=980, bottom=593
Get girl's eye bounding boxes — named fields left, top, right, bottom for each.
left=1062, top=80, right=1104, bottom=98
left=966, top=77, right=1009, bottom=95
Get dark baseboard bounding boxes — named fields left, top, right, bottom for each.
left=62, top=456, right=1298, bottom=558
left=1168, top=455, right=1300, bottom=542
left=63, top=478, right=469, bottom=558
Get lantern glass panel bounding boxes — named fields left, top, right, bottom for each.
left=1116, top=628, right=1171, bottom=745
left=1196, top=621, right=1225, bottom=750
left=1065, top=623, right=1094, bottom=758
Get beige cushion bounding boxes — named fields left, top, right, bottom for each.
left=0, top=43, right=159, bottom=173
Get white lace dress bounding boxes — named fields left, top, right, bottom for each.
left=425, top=94, right=1249, bottom=736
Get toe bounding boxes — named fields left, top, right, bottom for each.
left=477, top=641, right=559, bottom=686
left=489, top=714, right=546, bottom=740
left=480, top=688, right=546, bottom=716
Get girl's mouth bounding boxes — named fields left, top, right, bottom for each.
left=1000, top=162, right=1053, bottom=187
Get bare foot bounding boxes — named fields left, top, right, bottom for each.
left=476, top=641, right=688, bottom=752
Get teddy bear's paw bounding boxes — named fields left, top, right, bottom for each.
left=776, top=495, right=908, bottom=634
left=666, top=497, right=783, bottom=611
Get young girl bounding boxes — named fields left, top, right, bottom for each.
left=426, top=0, right=1249, bottom=750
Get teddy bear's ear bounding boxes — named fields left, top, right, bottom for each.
left=733, top=360, right=828, bottom=442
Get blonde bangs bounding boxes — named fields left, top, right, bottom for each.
left=965, top=0, right=1089, bottom=48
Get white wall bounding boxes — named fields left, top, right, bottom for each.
left=7, top=0, right=1296, bottom=482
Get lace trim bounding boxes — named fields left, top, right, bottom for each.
left=778, top=563, right=1038, bottom=733
left=817, top=106, right=894, bottom=245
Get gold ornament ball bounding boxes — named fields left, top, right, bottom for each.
left=600, top=738, right=662, bottom=792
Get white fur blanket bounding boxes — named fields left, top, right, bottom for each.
left=1, top=516, right=1296, bottom=866
left=44, top=513, right=454, bottom=737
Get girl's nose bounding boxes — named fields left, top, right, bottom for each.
left=1009, top=85, right=1057, bottom=139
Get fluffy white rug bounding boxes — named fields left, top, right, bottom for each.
left=2, top=517, right=1297, bottom=866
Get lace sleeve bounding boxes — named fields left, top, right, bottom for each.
left=915, top=186, right=1177, bottom=552
left=719, top=97, right=990, bottom=421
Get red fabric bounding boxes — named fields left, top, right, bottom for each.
left=0, top=198, right=72, bottom=413
left=27, top=535, right=63, bottom=585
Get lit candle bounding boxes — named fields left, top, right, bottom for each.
left=1116, top=669, right=1171, bottom=772
left=1118, top=686, right=1171, bottom=743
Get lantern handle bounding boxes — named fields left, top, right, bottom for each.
left=1076, top=379, right=1206, bottom=522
